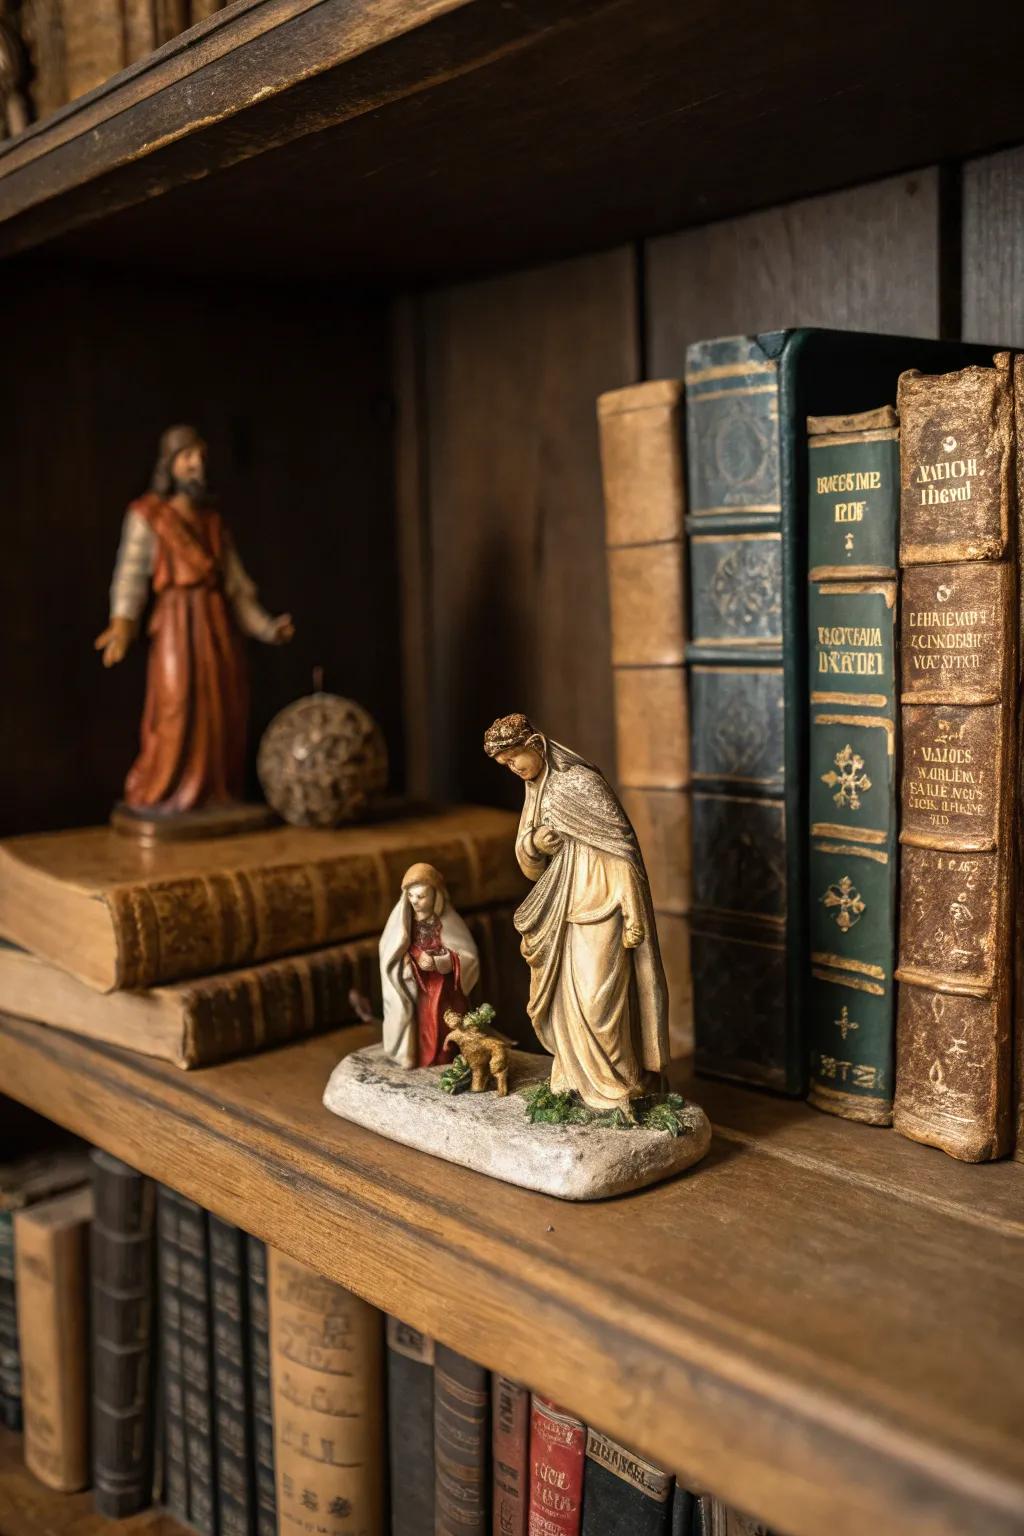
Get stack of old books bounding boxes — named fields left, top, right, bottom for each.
left=0, top=806, right=527, bottom=1069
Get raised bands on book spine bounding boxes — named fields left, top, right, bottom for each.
left=90, top=1151, right=157, bottom=1519
left=246, top=1235, right=276, bottom=1536
left=684, top=335, right=796, bottom=1091
left=806, top=409, right=900, bottom=1124
left=435, top=1344, right=489, bottom=1536
left=893, top=356, right=1018, bottom=1161
left=492, top=1373, right=529, bottom=1536
left=176, top=1193, right=217, bottom=1534
left=156, top=1186, right=189, bottom=1521
left=599, top=380, right=692, bottom=1056
left=386, top=1317, right=435, bottom=1536
left=209, top=1215, right=252, bottom=1536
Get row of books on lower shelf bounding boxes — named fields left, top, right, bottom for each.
left=599, top=335, right=1023, bottom=1162
left=0, top=1142, right=771, bottom=1536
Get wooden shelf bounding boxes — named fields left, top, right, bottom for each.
left=3, top=0, right=1024, bottom=281
left=1, top=1015, right=1021, bottom=1536
left=0, top=1426, right=182, bottom=1535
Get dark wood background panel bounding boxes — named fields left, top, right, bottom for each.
left=414, top=247, right=639, bottom=804
left=645, top=172, right=944, bottom=376
left=0, top=263, right=397, bottom=835
left=962, top=146, right=1024, bottom=345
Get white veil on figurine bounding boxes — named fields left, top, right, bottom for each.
left=379, top=862, right=480, bottom=1068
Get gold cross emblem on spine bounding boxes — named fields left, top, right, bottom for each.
left=821, top=743, right=871, bottom=811
left=835, top=1006, right=859, bottom=1041
left=821, top=875, right=866, bottom=932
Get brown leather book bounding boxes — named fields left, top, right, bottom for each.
left=893, top=356, right=1019, bottom=1161
left=14, top=1183, right=94, bottom=1491
left=598, top=380, right=692, bottom=1057
left=0, top=806, right=524, bottom=993
left=0, top=900, right=524, bottom=1066
left=268, top=1248, right=384, bottom=1536
left=1015, top=357, right=1024, bottom=1163
left=60, top=0, right=124, bottom=101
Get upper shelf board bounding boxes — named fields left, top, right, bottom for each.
left=3, top=0, right=1024, bottom=281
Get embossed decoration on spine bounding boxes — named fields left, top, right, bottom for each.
left=807, top=407, right=899, bottom=1125
left=685, top=334, right=795, bottom=1091
left=893, top=357, right=1017, bottom=1161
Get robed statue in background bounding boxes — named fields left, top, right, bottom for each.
left=95, top=425, right=294, bottom=825
left=484, top=712, right=669, bottom=1115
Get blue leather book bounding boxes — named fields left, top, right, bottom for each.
left=685, top=330, right=995, bottom=1093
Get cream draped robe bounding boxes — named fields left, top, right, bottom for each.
left=513, top=738, right=668, bottom=1111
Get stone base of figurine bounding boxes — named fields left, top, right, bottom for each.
left=111, top=800, right=275, bottom=843
left=322, top=1043, right=711, bottom=1201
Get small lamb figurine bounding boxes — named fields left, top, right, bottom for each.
left=443, top=1007, right=510, bottom=1096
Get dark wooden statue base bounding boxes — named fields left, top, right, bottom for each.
left=110, top=801, right=275, bottom=843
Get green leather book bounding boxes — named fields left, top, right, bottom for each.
left=685, top=331, right=996, bottom=1094
left=807, top=408, right=899, bottom=1124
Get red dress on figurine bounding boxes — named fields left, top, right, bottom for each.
left=408, top=915, right=469, bottom=1067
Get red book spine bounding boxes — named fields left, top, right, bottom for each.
left=527, top=1397, right=585, bottom=1536
left=493, top=1375, right=529, bottom=1536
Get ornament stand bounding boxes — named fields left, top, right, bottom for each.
left=110, top=801, right=274, bottom=843
left=323, top=1042, right=711, bottom=1201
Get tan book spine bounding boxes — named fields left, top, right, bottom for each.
left=893, top=356, right=1018, bottom=1161
left=598, top=380, right=692, bottom=1055
left=14, top=1185, right=94, bottom=1491
left=1014, top=357, right=1024, bottom=1162
left=59, top=0, right=124, bottom=101
left=123, top=0, right=158, bottom=63
left=268, top=1249, right=384, bottom=1536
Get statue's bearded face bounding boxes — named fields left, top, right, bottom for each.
left=171, top=443, right=207, bottom=498
left=497, top=745, right=544, bottom=781
left=406, top=881, right=437, bottom=920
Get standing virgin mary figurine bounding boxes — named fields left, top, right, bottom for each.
left=484, top=713, right=669, bottom=1114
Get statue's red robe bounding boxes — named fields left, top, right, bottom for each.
left=124, top=493, right=248, bottom=811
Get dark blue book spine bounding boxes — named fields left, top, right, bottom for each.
left=581, top=1429, right=674, bottom=1535
left=246, top=1235, right=276, bottom=1536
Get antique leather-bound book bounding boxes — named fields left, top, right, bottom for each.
left=581, top=1428, right=674, bottom=1535
left=90, top=1151, right=156, bottom=1518
left=14, top=1183, right=94, bottom=1491
left=269, top=1248, right=384, bottom=1536
left=685, top=330, right=996, bottom=1092
left=492, top=1373, right=529, bottom=1536
left=435, top=1344, right=489, bottom=1535
left=208, top=1216, right=252, bottom=1536
left=0, top=806, right=524, bottom=992
left=598, top=380, right=692, bottom=1056
left=670, top=1484, right=696, bottom=1533
left=246, top=1235, right=276, bottom=1536
left=0, top=1148, right=89, bottom=1433
left=527, top=1397, right=584, bottom=1535
left=893, top=356, right=1018, bottom=1161
left=177, top=1195, right=216, bottom=1534
left=386, top=1317, right=435, bottom=1536
left=156, top=1186, right=189, bottom=1522
left=806, top=407, right=900, bottom=1124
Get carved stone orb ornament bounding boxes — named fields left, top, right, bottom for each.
left=257, top=691, right=388, bottom=827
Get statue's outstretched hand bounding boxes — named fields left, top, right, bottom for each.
left=94, top=616, right=137, bottom=668
left=623, top=919, right=645, bottom=949
left=270, top=613, right=295, bottom=644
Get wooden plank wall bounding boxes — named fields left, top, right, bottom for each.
left=962, top=146, right=1024, bottom=344
left=404, top=170, right=947, bottom=805
left=0, top=265, right=398, bottom=835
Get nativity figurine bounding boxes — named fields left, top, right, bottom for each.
left=94, top=424, right=294, bottom=830
left=379, top=863, right=480, bottom=1069
left=483, top=712, right=669, bottom=1117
